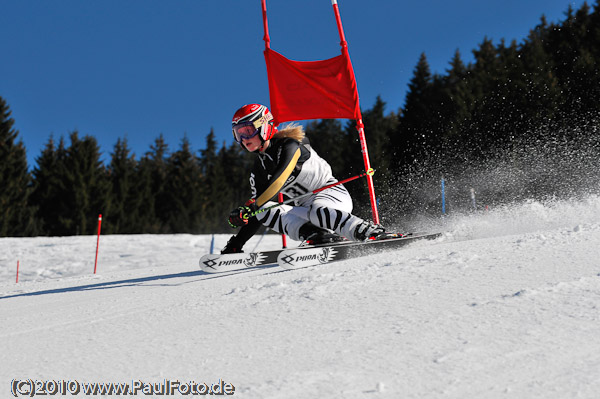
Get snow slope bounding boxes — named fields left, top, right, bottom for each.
left=1, top=196, right=600, bottom=398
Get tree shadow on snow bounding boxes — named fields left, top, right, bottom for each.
left=0, top=264, right=278, bottom=300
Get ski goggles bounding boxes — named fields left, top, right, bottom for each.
left=232, top=122, right=260, bottom=143
left=232, top=112, right=273, bottom=142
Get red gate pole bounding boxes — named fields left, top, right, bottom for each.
left=16, top=260, right=20, bottom=283
left=262, top=0, right=270, bottom=50
left=93, top=214, right=102, bottom=274
left=331, top=0, right=380, bottom=224
left=355, top=119, right=380, bottom=224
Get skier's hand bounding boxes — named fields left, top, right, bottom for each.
left=228, top=199, right=257, bottom=228
left=221, top=236, right=244, bottom=254
left=228, top=206, right=251, bottom=228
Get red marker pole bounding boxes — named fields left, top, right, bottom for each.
left=16, top=260, right=20, bottom=283
left=93, top=214, right=102, bottom=274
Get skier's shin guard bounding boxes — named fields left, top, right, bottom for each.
left=307, top=205, right=363, bottom=241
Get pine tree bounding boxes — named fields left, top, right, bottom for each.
left=589, top=1, right=600, bottom=59
left=163, top=135, right=204, bottom=233
left=140, top=134, right=170, bottom=233
left=461, top=37, right=505, bottom=157
left=304, top=119, right=348, bottom=177
left=61, top=132, right=111, bottom=235
left=31, top=133, right=109, bottom=236
left=495, top=39, right=528, bottom=140
left=357, top=96, right=398, bottom=199
left=199, top=130, right=231, bottom=233
left=107, top=138, right=146, bottom=233
left=570, top=2, right=600, bottom=115
left=519, top=16, right=563, bottom=133
left=220, top=141, right=254, bottom=214
left=133, top=155, right=158, bottom=233
left=394, top=53, right=434, bottom=169
left=547, top=3, right=595, bottom=116
left=0, top=97, right=36, bottom=236
left=31, top=136, right=67, bottom=235
left=442, top=49, right=473, bottom=156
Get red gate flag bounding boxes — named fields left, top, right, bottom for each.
left=264, top=48, right=360, bottom=125
left=261, top=0, right=380, bottom=224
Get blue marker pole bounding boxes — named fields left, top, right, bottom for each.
left=441, top=177, right=446, bottom=215
left=210, top=234, right=215, bottom=254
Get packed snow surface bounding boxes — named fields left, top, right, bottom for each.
left=1, top=196, right=600, bottom=398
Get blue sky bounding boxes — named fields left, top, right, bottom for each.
left=0, top=0, right=587, bottom=168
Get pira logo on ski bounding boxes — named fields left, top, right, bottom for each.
left=218, top=258, right=245, bottom=266
left=202, top=257, right=244, bottom=269
left=202, top=253, right=266, bottom=270
left=280, top=247, right=337, bottom=266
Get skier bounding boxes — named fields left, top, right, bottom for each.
left=221, top=103, right=386, bottom=254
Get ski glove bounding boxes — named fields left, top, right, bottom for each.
left=228, top=199, right=258, bottom=228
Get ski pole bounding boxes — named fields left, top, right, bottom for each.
left=244, top=168, right=375, bottom=220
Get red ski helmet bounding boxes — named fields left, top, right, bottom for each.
left=232, top=104, right=275, bottom=144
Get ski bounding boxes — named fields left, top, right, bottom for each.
left=277, top=232, right=442, bottom=270
left=199, top=240, right=350, bottom=273
left=199, top=250, right=282, bottom=273
left=200, top=232, right=441, bottom=273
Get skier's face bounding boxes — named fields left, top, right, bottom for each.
left=241, top=133, right=263, bottom=152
